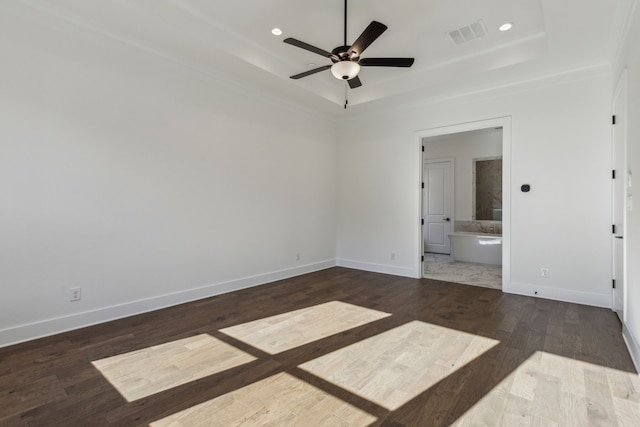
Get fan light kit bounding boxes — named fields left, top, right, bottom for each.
left=331, top=61, right=360, bottom=80
left=283, top=0, right=414, bottom=107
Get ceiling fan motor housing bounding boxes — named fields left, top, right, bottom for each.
left=331, top=46, right=358, bottom=62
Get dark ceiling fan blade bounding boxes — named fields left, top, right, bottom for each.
left=359, top=57, right=415, bottom=67
left=348, top=21, right=387, bottom=56
left=290, top=65, right=332, bottom=79
left=284, top=38, right=336, bottom=59
left=348, top=75, right=362, bottom=89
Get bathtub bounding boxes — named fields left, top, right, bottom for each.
left=448, top=232, right=502, bottom=266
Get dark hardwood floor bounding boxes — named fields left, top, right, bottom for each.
left=0, top=267, right=636, bottom=426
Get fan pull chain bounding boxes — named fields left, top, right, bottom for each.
left=344, top=81, right=348, bottom=109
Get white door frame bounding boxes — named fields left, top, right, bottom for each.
left=423, top=158, right=455, bottom=254
left=612, top=69, right=628, bottom=320
left=415, top=116, right=512, bottom=293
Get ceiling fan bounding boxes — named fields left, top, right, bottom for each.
left=284, top=0, right=414, bottom=98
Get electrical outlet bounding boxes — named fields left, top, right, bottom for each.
left=541, top=268, right=550, bottom=278
left=69, top=287, right=82, bottom=301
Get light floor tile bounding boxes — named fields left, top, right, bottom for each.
left=92, top=334, right=255, bottom=401
left=149, top=372, right=377, bottom=427
left=424, top=253, right=502, bottom=289
left=299, top=320, right=499, bottom=410
left=220, top=301, right=391, bottom=354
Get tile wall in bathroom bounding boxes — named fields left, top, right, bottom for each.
left=454, top=220, right=502, bottom=235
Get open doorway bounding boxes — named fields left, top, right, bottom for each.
left=418, top=118, right=510, bottom=291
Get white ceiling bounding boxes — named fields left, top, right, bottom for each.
left=8, top=0, right=632, bottom=115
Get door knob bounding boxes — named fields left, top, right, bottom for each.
left=444, top=218, right=450, bottom=222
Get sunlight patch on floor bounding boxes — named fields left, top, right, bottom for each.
left=220, top=301, right=391, bottom=354
left=300, top=320, right=499, bottom=410
left=451, top=351, right=640, bottom=426
left=149, top=372, right=377, bottom=426
left=92, top=334, right=255, bottom=401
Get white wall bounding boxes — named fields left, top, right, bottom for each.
left=0, top=9, right=337, bottom=346
left=613, top=0, right=640, bottom=370
left=424, top=129, right=502, bottom=221
left=337, top=69, right=613, bottom=306
left=1, top=2, right=633, bottom=357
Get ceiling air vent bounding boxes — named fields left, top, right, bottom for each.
left=448, top=19, right=487, bottom=45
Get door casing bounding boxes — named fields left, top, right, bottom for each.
left=612, top=69, right=628, bottom=321
left=416, top=116, right=511, bottom=290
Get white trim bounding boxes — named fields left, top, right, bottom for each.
left=623, top=324, right=640, bottom=375
left=336, top=259, right=417, bottom=278
left=612, top=68, right=629, bottom=320
left=0, top=260, right=336, bottom=348
left=1, top=0, right=339, bottom=122
left=415, top=116, right=512, bottom=291
left=342, top=62, right=611, bottom=122
left=612, top=0, right=639, bottom=72
left=508, top=281, right=612, bottom=308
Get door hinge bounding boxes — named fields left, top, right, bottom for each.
left=612, top=169, right=616, bottom=179
left=612, top=279, right=616, bottom=289
left=421, top=255, right=424, bottom=262
left=612, top=115, right=616, bottom=125
left=422, top=145, right=425, bottom=152
left=421, top=182, right=424, bottom=189
left=612, top=224, right=617, bottom=234
left=421, top=219, right=424, bottom=225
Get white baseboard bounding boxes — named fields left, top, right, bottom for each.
left=336, top=258, right=417, bottom=278
left=623, top=324, right=640, bottom=375
left=505, top=282, right=611, bottom=308
left=0, top=260, right=336, bottom=348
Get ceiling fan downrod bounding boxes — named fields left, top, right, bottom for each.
left=344, top=0, right=348, bottom=47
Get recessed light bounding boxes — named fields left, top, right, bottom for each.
left=499, top=22, right=513, bottom=32
left=271, top=28, right=283, bottom=36
left=307, top=63, right=316, bottom=67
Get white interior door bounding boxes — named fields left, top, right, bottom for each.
left=612, top=72, right=627, bottom=321
left=424, top=160, right=452, bottom=254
